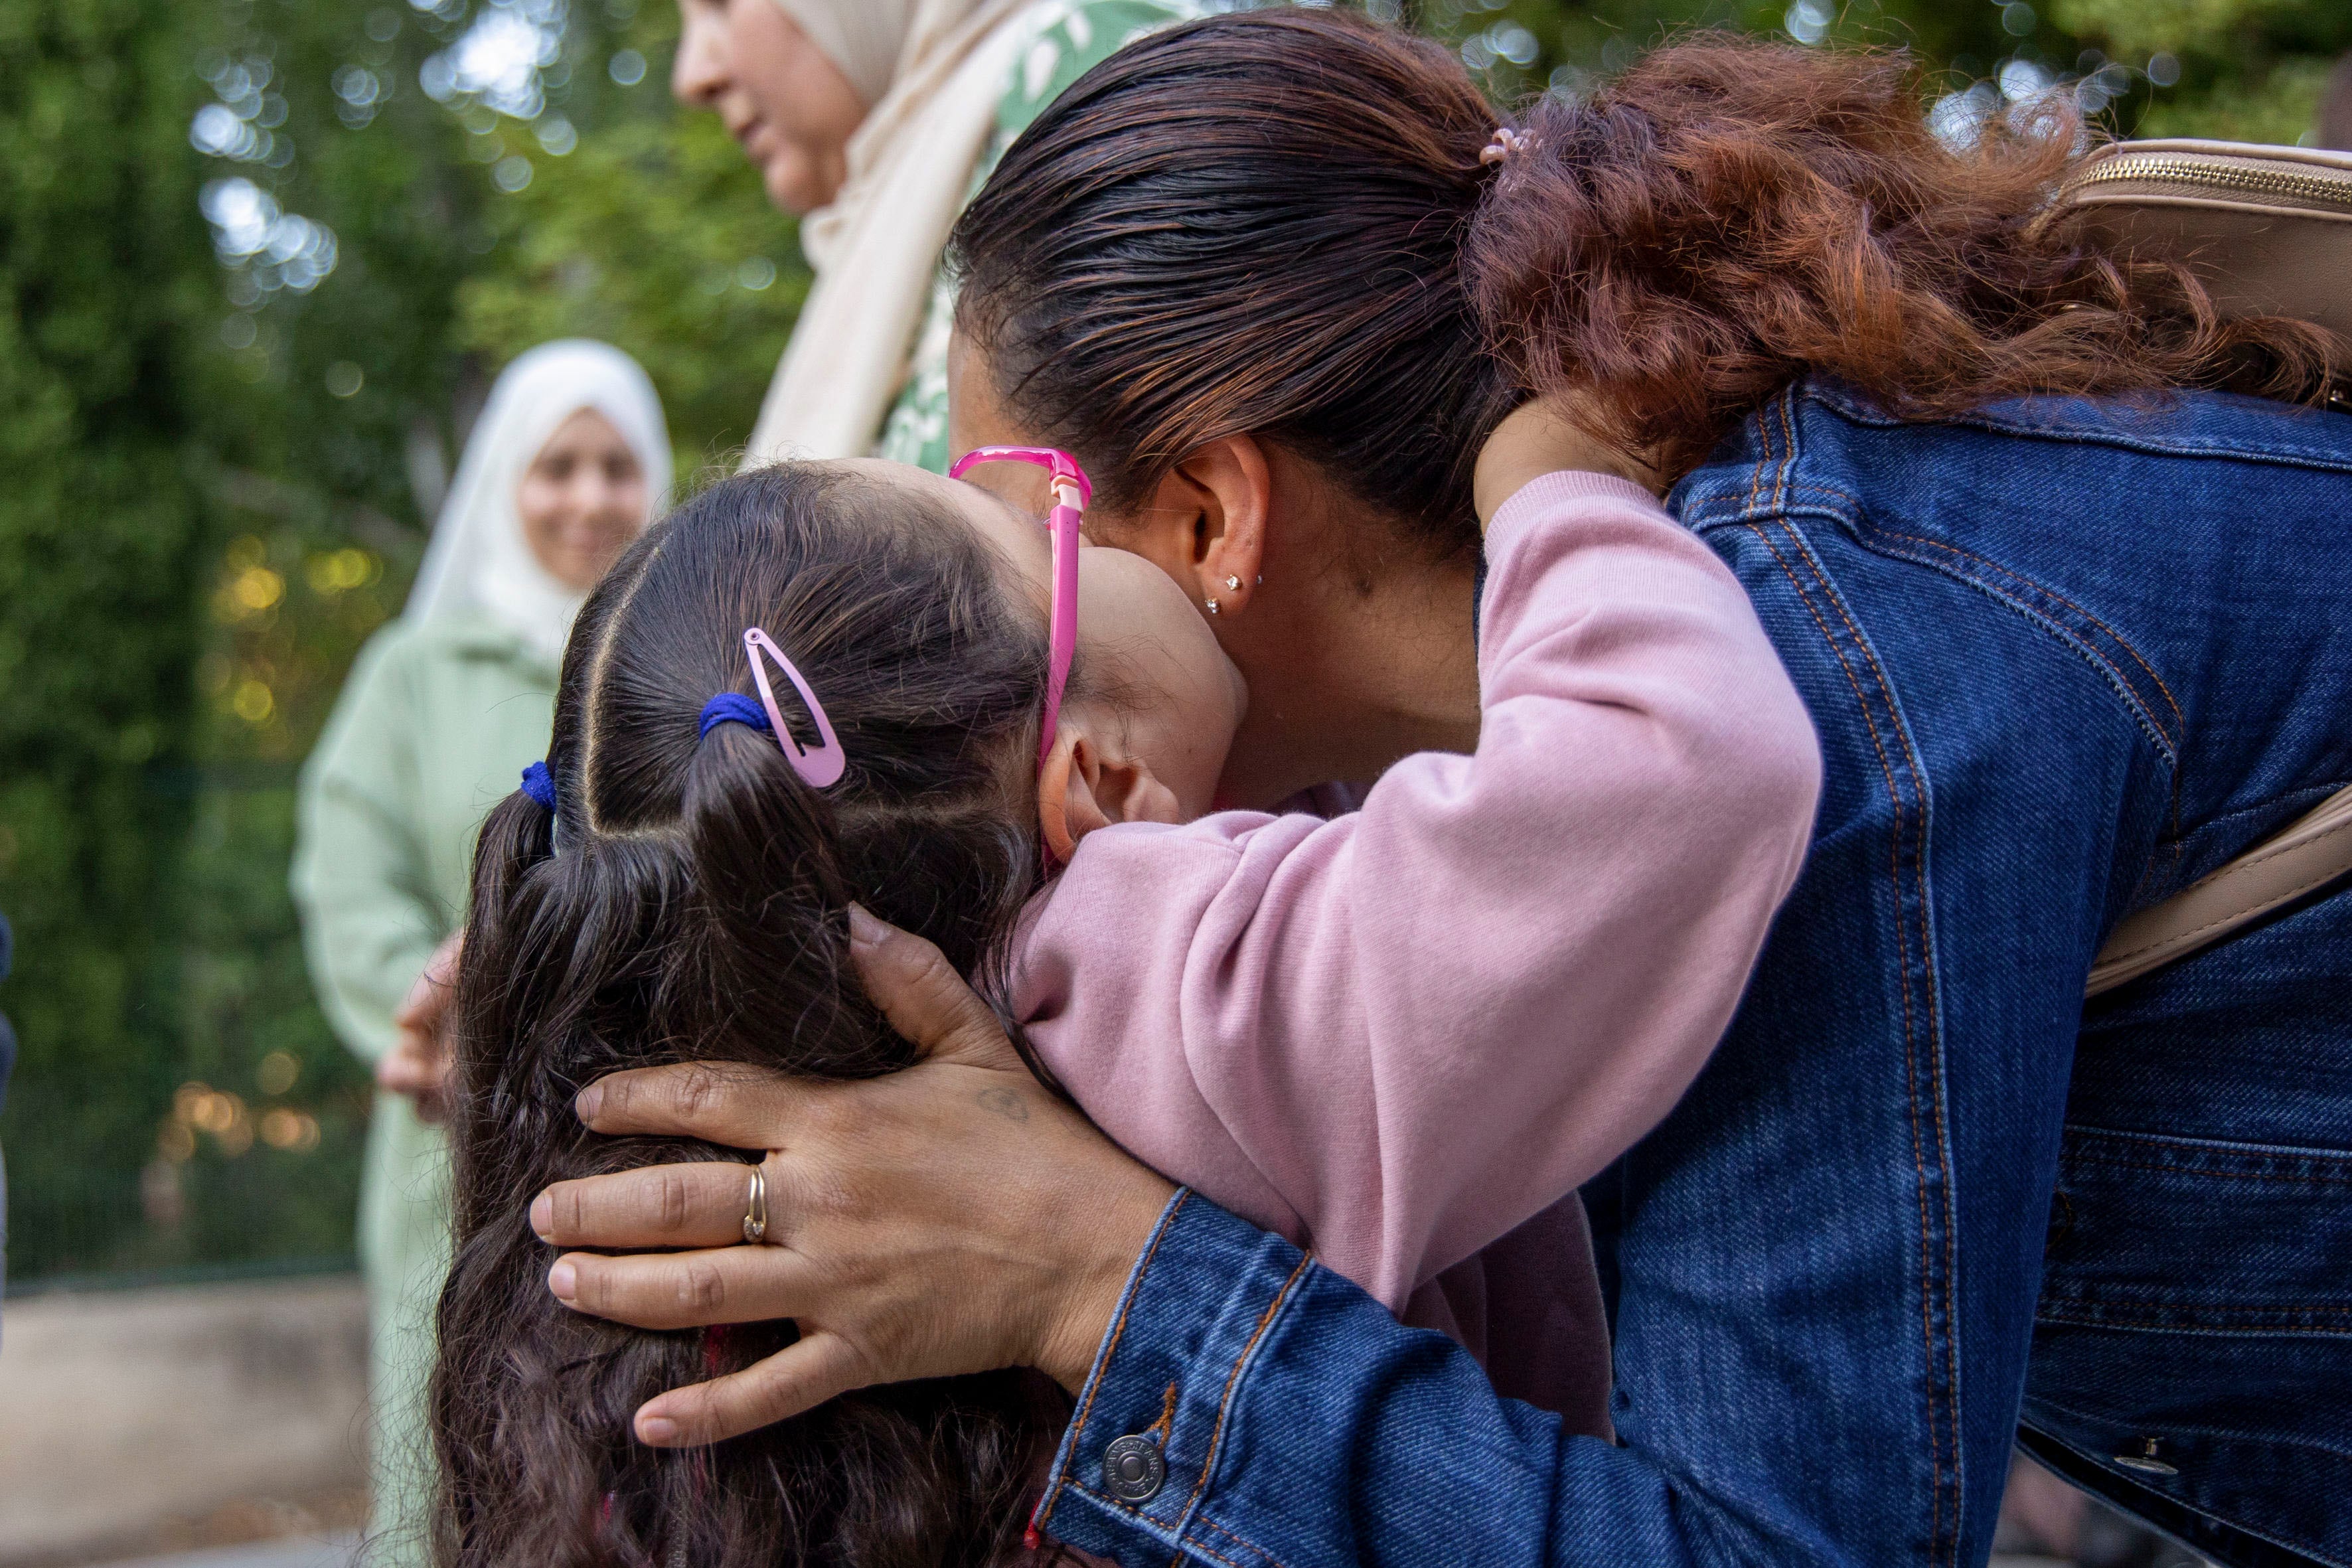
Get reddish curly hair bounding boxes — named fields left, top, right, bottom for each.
left=1470, top=38, right=2347, bottom=477
left=954, top=14, right=2347, bottom=546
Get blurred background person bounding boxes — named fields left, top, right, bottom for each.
left=673, top=0, right=1201, bottom=473
left=291, top=340, right=669, bottom=1568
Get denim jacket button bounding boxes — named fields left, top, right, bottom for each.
left=1102, top=1433, right=1167, bottom=1502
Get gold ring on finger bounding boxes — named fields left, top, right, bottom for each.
left=742, top=1163, right=767, bottom=1245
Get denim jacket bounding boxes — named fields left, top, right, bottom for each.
left=1033, top=382, right=2352, bottom=1568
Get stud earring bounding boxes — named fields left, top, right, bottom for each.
left=1205, top=597, right=1221, bottom=615
left=1223, top=575, right=1241, bottom=591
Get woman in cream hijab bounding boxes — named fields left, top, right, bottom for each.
left=672, top=0, right=1204, bottom=473
left=293, top=341, right=669, bottom=1567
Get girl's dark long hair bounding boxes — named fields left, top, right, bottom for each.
left=433, top=465, right=1061, bottom=1568
left=952, top=10, right=2346, bottom=520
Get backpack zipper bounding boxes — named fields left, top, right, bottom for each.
left=2068, top=153, right=2352, bottom=213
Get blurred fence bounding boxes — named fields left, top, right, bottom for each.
left=4, top=1101, right=363, bottom=1293
left=3, top=775, right=370, bottom=1293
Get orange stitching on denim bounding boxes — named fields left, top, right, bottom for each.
left=1775, top=392, right=1965, bottom=1560
left=1871, top=528, right=2183, bottom=744
left=1884, top=551, right=2172, bottom=755
left=1144, top=1381, right=1180, bottom=1446
left=1773, top=392, right=1802, bottom=514
left=1194, top=1511, right=1291, bottom=1568
left=1174, top=1535, right=1247, bottom=1568
left=1168, top=1251, right=1314, bottom=1535
left=1038, top=1190, right=1191, bottom=1535
left=1055, top=1483, right=1294, bottom=1568
left=1787, top=484, right=1976, bottom=1568
left=1796, top=512, right=1964, bottom=1568
left=1863, top=520, right=2186, bottom=868
left=1749, top=453, right=1958, bottom=1565
left=1745, top=404, right=1775, bottom=514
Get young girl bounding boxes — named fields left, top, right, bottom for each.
left=437, top=426, right=1816, bottom=1565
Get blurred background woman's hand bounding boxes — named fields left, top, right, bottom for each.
left=376, top=932, right=461, bottom=1123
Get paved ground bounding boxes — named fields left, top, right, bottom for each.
left=0, top=1277, right=367, bottom=1568
left=90, top=1537, right=360, bottom=1568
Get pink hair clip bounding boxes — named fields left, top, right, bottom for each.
left=1480, top=127, right=1531, bottom=167
left=743, top=627, right=845, bottom=788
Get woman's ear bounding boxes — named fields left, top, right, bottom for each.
left=1104, top=435, right=1271, bottom=619
left=1169, top=435, right=1270, bottom=616
left=1036, top=723, right=1185, bottom=865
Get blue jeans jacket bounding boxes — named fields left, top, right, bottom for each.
left=1033, top=384, right=2352, bottom=1568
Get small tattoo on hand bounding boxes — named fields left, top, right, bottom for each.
left=977, top=1086, right=1029, bottom=1122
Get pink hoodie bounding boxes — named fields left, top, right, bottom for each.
left=1009, top=473, right=1822, bottom=1433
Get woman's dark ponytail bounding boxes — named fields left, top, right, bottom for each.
left=951, top=9, right=1514, bottom=560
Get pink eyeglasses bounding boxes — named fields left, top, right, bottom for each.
left=946, top=446, right=1090, bottom=769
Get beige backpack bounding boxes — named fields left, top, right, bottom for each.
left=2057, top=140, right=2352, bottom=996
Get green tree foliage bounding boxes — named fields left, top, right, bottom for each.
left=453, top=108, right=806, bottom=478
left=0, top=0, right=226, bottom=1279
left=1419, top=0, right=2349, bottom=149
left=2, top=0, right=2341, bottom=1287
left=1, top=0, right=803, bottom=1285
left=2049, top=0, right=2350, bottom=142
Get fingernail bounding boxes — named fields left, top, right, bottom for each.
left=548, top=1261, right=576, bottom=1302
left=639, top=1415, right=678, bottom=1445
left=530, top=1192, right=553, bottom=1240
left=847, top=903, right=887, bottom=949
left=575, top=1082, right=603, bottom=1123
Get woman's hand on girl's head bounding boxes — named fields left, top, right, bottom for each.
left=1473, top=397, right=1665, bottom=528
left=529, top=907, right=1176, bottom=1448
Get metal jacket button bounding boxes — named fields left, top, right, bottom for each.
left=2113, top=1437, right=2178, bottom=1476
left=1102, top=1434, right=1166, bottom=1502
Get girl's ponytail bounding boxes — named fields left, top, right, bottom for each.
left=1468, top=37, right=2345, bottom=479
left=680, top=716, right=881, bottom=1075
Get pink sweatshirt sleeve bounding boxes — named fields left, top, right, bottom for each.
left=1010, top=472, right=1821, bottom=1313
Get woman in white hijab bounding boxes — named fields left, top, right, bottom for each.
left=672, top=0, right=1205, bottom=473
left=292, top=340, right=669, bottom=1568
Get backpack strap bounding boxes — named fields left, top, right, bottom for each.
left=2088, top=783, right=2352, bottom=996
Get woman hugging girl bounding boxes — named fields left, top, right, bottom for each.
left=437, top=6, right=2352, bottom=1561
left=433, top=409, right=1816, bottom=1559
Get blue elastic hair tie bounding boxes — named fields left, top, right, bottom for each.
left=698, top=692, right=773, bottom=740
left=519, top=760, right=558, bottom=812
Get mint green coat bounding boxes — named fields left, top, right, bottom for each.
left=291, top=613, right=557, bottom=1568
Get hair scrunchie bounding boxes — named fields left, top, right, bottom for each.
left=697, top=692, right=773, bottom=740
left=519, top=760, right=558, bottom=812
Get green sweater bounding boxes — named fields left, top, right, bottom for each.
left=293, top=613, right=556, bottom=1063
left=291, top=611, right=557, bottom=1564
